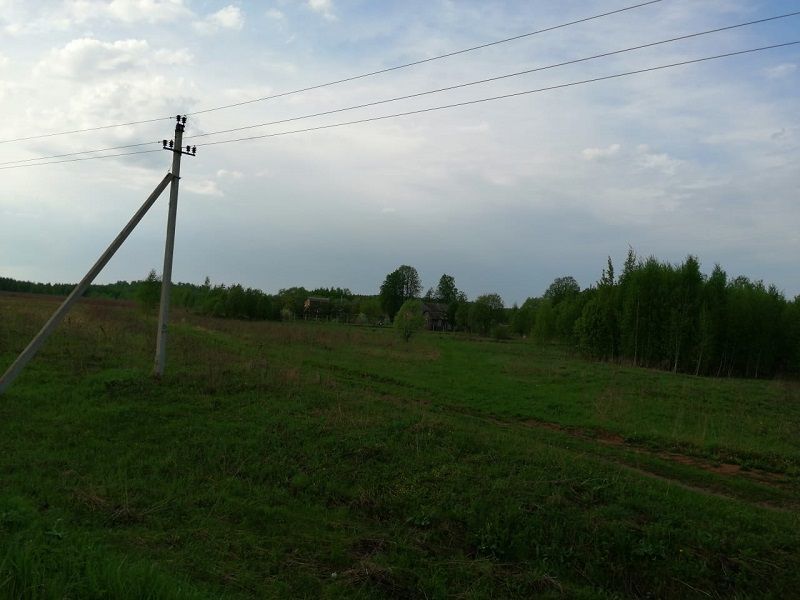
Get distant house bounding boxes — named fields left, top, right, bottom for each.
left=303, top=297, right=330, bottom=320
left=421, top=302, right=450, bottom=331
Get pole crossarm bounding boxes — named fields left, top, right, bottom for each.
left=0, top=173, right=174, bottom=395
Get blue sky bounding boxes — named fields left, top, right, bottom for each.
left=1, top=0, right=798, bottom=304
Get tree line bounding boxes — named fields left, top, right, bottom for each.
left=3, top=249, right=797, bottom=378
left=508, top=250, right=799, bottom=378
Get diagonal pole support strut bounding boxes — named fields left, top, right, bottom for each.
left=0, top=173, right=174, bottom=395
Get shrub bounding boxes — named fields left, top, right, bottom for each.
left=394, top=299, right=425, bottom=342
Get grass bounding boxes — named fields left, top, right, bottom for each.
left=0, top=293, right=799, bottom=598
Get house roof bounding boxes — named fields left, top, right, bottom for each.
left=421, top=302, right=449, bottom=319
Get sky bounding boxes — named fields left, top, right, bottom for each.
left=0, top=0, right=798, bottom=305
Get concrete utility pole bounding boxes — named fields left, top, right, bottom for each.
left=153, top=115, right=196, bottom=378
left=0, top=116, right=196, bottom=395
left=0, top=173, right=174, bottom=395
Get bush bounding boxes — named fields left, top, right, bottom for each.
left=394, top=299, right=424, bottom=342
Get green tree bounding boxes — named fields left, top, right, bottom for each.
left=469, top=293, right=505, bottom=335
left=357, top=296, right=384, bottom=324
left=455, top=301, right=471, bottom=332
left=434, top=274, right=459, bottom=304
left=394, top=299, right=424, bottom=341
left=544, top=276, right=580, bottom=306
left=380, top=265, right=422, bottom=320
left=533, top=299, right=555, bottom=340
left=226, top=284, right=246, bottom=318
left=136, top=269, right=161, bottom=312
left=512, top=297, right=538, bottom=336
left=277, top=286, right=309, bottom=318
left=575, top=293, right=614, bottom=359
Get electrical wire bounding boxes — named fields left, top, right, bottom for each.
left=0, top=141, right=160, bottom=167
left=0, top=148, right=162, bottom=170
left=184, top=12, right=800, bottom=142
left=0, top=0, right=662, bottom=145
left=7, top=11, right=798, bottom=167
left=193, top=42, right=799, bottom=149
left=2, top=41, right=796, bottom=170
left=0, top=118, right=172, bottom=146
left=186, top=0, right=664, bottom=116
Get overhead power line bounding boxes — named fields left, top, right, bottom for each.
left=184, top=12, right=800, bottom=141
left=2, top=41, right=796, bottom=171
left=0, top=140, right=160, bottom=167
left=186, top=0, right=664, bottom=116
left=7, top=11, right=799, bottom=168
left=0, top=149, right=161, bottom=171
left=194, top=42, right=799, bottom=149
left=0, top=118, right=172, bottom=146
left=0, top=0, right=662, bottom=145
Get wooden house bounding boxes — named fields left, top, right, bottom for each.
left=421, top=302, right=450, bottom=331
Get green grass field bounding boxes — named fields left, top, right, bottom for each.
left=1, top=293, right=799, bottom=598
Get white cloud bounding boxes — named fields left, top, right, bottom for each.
left=635, top=145, right=682, bottom=176
left=34, top=38, right=193, bottom=79
left=457, top=122, right=491, bottom=134
left=209, top=5, right=244, bottom=29
left=153, top=48, right=193, bottom=66
left=0, top=53, right=8, bottom=68
left=193, top=5, right=244, bottom=34
left=35, top=38, right=150, bottom=78
left=764, top=63, right=797, bottom=80
left=2, top=1, right=799, bottom=302
left=66, top=0, right=191, bottom=24
left=581, top=144, right=620, bottom=161
left=308, top=0, right=336, bottom=21
left=185, top=179, right=222, bottom=196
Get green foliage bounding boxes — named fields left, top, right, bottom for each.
left=537, top=252, right=799, bottom=379
left=492, top=324, right=512, bottom=340
left=380, top=265, right=422, bottom=319
left=357, top=296, right=385, bottom=324
left=468, top=293, right=505, bottom=335
left=544, top=276, right=580, bottom=306
left=455, top=300, right=471, bottom=332
left=575, top=296, right=614, bottom=359
left=135, top=269, right=161, bottom=312
left=1, top=295, right=800, bottom=598
left=434, top=273, right=459, bottom=304
left=532, top=299, right=555, bottom=341
left=0, top=495, right=211, bottom=599
left=2, top=247, right=798, bottom=378
left=511, top=298, right=538, bottom=336
left=394, top=298, right=425, bottom=341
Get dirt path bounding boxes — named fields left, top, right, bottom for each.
left=317, top=363, right=799, bottom=512
left=472, top=412, right=798, bottom=513
left=513, top=416, right=791, bottom=487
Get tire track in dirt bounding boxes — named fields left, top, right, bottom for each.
left=313, top=363, right=799, bottom=512
left=515, top=417, right=791, bottom=487
left=469, top=412, right=799, bottom=513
